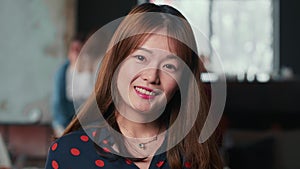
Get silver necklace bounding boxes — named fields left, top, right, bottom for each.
left=119, top=124, right=160, bottom=150
left=137, top=136, right=158, bottom=150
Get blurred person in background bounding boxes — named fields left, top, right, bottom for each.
left=51, top=34, right=92, bottom=137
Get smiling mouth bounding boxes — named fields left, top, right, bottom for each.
left=134, top=86, right=159, bottom=97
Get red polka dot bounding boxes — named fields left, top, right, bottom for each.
left=92, top=131, right=97, bottom=137
left=80, top=135, right=89, bottom=142
left=51, top=160, right=59, bottom=169
left=102, top=139, right=108, bottom=144
left=70, top=148, right=81, bottom=156
left=156, top=161, right=164, bottom=168
left=51, top=143, right=58, bottom=151
left=125, top=159, right=132, bottom=165
left=95, top=159, right=105, bottom=167
left=184, top=161, right=192, bottom=168
left=102, top=147, right=110, bottom=153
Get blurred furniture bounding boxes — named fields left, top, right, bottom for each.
left=224, top=129, right=300, bottom=169
left=0, top=110, right=52, bottom=168
left=0, top=134, right=11, bottom=169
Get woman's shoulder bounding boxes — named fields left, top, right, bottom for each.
left=54, top=129, right=89, bottom=143
left=49, top=129, right=97, bottom=154
left=45, top=129, right=101, bottom=169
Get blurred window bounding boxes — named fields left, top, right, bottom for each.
left=150, top=0, right=278, bottom=80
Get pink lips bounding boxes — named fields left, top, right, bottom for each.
left=134, top=86, right=156, bottom=99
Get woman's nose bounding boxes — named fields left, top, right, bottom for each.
left=140, top=68, right=160, bottom=85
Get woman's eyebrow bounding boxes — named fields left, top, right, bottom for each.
left=166, top=54, right=180, bottom=61
left=136, top=48, right=179, bottom=60
left=166, top=54, right=178, bottom=59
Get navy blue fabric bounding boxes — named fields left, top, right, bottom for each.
left=51, top=60, right=75, bottom=128
left=45, top=129, right=192, bottom=169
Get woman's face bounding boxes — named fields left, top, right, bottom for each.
left=116, top=34, right=184, bottom=121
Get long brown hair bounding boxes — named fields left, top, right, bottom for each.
left=64, top=3, right=222, bottom=169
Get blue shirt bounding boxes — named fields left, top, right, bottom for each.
left=51, top=61, right=75, bottom=128
left=45, top=129, right=192, bottom=169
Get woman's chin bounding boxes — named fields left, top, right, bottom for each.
left=129, top=105, right=164, bottom=121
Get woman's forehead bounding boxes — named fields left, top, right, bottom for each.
left=138, top=34, right=179, bottom=54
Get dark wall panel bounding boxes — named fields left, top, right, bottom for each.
left=77, top=0, right=137, bottom=35
left=280, top=0, right=300, bottom=75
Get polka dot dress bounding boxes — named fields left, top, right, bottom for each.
left=45, top=129, right=192, bottom=169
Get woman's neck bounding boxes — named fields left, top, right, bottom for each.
left=116, top=113, right=162, bottom=138
left=115, top=112, right=166, bottom=162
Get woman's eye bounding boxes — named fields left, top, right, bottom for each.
left=163, top=64, right=177, bottom=71
left=135, top=55, right=146, bottom=62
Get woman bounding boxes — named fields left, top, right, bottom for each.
left=45, top=3, right=222, bottom=169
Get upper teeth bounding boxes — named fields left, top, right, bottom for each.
left=135, top=87, right=156, bottom=96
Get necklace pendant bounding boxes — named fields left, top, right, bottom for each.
left=138, top=143, right=145, bottom=150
